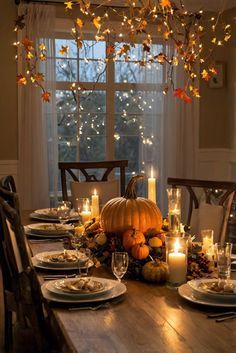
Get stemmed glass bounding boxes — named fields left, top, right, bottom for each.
left=57, top=201, right=72, bottom=224
left=111, top=252, right=129, bottom=282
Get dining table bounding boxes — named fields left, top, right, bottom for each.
left=23, top=211, right=236, bottom=353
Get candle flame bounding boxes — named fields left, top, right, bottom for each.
left=94, top=189, right=97, bottom=195
left=83, top=198, right=90, bottom=212
left=151, top=166, right=154, bottom=178
left=174, top=238, right=180, bottom=253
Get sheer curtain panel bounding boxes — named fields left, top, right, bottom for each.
left=18, top=3, right=56, bottom=209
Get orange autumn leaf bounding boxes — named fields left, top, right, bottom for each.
left=117, top=44, right=130, bottom=57
left=201, top=69, right=210, bottom=81
left=59, top=45, right=69, bottom=55
left=76, top=18, right=84, bottom=28
left=22, top=37, right=33, bottom=50
left=209, top=67, right=217, bottom=75
left=106, top=44, right=115, bottom=56
left=160, top=0, right=171, bottom=8
left=31, top=73, right=45, bottom=83
left=26, top=51, right=34, bottom=60
left=163, top=31, right=170, bottom=40
left=174, top=88, right=192, bottom=103
left=17, top=74, right=27, bottom=85
left=189, top=85, right=200, bottom=98
left=42, top=91, right=51, bottom=102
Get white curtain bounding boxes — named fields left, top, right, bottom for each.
left=18, top=3, right=57, bottom=210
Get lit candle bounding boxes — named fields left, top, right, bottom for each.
left=148, top=167, right=156, bottom=203
left=80, top=198, right=92, bottom=224
left=168, top=238, right=186, bottom=285
left=91, top=189, right=99, bottom=218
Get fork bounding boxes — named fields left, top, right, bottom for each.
left=43, top=273, right=77, bottom=280
left=68, top=302, right=111, bottom=311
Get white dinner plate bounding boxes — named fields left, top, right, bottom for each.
left=35, top=250, right=90, bottom=268
left=47, top=277, right=113, bottom=298
left=32, top=257, right=93, bottom=271
left=24, top=227, right=71, bottom=239
left=26, top=223, right=74, bottom=235
left=41, top=277, right=126, bottom=303
left=188, top=278, right=236, bottom=302
left=178, top=283, right=236, bottom=307
left=30, top=212, right=79, bottom=223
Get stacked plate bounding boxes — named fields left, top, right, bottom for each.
left=30, top=208, right=79, bottom=222
left=32, top=250, right=93, bottom=270
left=41, top=276, right=127, bottom=303
left=178, top=279, right=236, bottom=307
left=25, top=222, right=74, bottom=238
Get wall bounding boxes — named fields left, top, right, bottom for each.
left=0, top=0, right=18, bottom=182
left=196, top=8, right=236, bottom=181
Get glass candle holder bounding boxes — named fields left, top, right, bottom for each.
left=166, top=188, right=181, bottom=233
left=80, top=198, right=92, bottom=224
left=201, top=229, right=214, bottom=255
left=165, top=235, right=188, bottom=287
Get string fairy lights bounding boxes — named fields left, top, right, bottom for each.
left=14, top=0, right=232, bottom=103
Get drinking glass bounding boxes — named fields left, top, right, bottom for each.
left=111, top=252, right=129, bottom=282
left=215, top=242, right=233, bottom=285
left=57, top=201, right=71, bottom=224
left=78, top=248, right=91, bottom=277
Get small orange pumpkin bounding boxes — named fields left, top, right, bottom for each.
left=131, top=243, right=149, bottom=260
left=123, top=229, right=145, bottom=251
left=142, top=260, right=169, bottom=283
left=148, top=236, right=162, bottom=248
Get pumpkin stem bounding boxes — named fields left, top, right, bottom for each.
left=124, top=175, right=144, bottom=199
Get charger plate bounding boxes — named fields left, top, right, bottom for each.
left=178, top=283, right=236, bottom=307
left=41, top=277, right=126, bottom=303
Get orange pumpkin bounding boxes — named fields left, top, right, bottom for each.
left=131, top=243, right=149, bottom=260
left=123, top=229, right=145, bottom=251
left=142, top=260, right=169, bottom=283
left=100, top=175, right=163, bottom=234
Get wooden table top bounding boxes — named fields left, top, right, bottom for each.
left=24, top=212, right=236, bottom=353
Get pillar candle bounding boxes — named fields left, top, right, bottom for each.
left=168, top=238, right=186, bottom=284
left=91, top=189, right=99, bottom=218
left=148, top=168, right=156, bottom=203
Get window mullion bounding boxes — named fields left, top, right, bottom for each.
left=106, top=57, right=115, bottom=160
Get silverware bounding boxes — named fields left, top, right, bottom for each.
left=68, top=302, right=111, bottom=311
left=43, top=273, right=77, bottom=280
left=208, top=312, right=236, bottom=318
left=216, top=314, right=236, bottom=322
left=68, top=297, right=124, bottom=311
left=29, top=238, right=64, bottom=243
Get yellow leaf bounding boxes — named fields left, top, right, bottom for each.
left=201, top=69, right=210, bottom=81
left=93, top=16, right=101, bottom=30
left=39, top=43, right=46, bottom=51
left=211, top=37, right=216, bottom=44
left=26, top=51, right=34, bottom=60
left=76, top=18, right=84, bottom=28
left=64, top=1, right=73, bottom=10
left=39, top=53, right=47, bottom=61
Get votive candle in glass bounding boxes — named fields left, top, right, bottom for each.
left=166, top=188, right=181, bottom=233
left=166, top=235, right=188, bottom=287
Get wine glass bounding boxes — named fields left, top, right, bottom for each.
left=57, top=201, right=71, bottom=224
left=111, top=252, right=129, bottom=282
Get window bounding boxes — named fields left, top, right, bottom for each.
left=52, top=30, right=166, bottom=196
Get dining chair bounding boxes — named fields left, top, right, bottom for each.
left=58, top=160, right=128, bottom=204
left=0, top=196, right=57, bottom=353
left=0, top=175, right=17, bottom=192
left=167, top=177, right=236, bottom=243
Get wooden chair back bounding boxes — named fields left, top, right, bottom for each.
left=167, top=177, right=236, bottom=242
left=0, top=175, right=17, bottom=192
left=59, top=160, right=128, bottom=201
left=0, top=197, right=51, bottom=352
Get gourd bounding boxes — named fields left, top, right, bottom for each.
left=100, top=175, right=163, bottom=234
left=142, top=260, right=169, bottom=283
left=123, top=229, right=145, bottom=251
left=148, top=236, right=162, bottom=248
left=131, top=243, right=149, bottom=260
left=94, top=232, right=107, bottom=246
